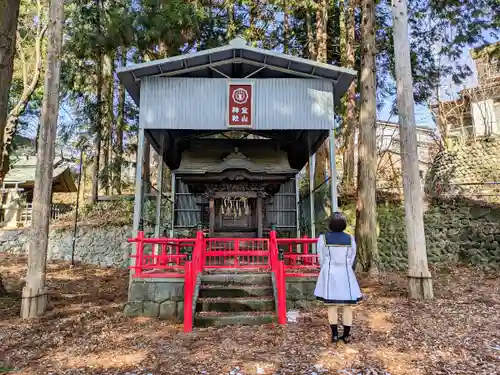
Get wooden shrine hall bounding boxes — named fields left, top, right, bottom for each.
left=117, top=37, right=357, bottom=240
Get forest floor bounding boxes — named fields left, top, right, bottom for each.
left=1, top=253, right=499, bottom=375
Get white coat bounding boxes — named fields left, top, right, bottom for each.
left=314, top=232, right=363, bottom=305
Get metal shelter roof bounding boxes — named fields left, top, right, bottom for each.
left=117, top=37, right=357, bottom=106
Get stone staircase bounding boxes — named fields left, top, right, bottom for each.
left=194, top=270, right=277, bottom=327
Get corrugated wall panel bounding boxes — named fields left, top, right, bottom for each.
left=265, top=179, right=296, bottom=229
left=140, top=77, right=334, bottom=130
left=174, top=179, right=200, bottom=228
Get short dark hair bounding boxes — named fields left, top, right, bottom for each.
left=328, top=212, right=347, bottom=232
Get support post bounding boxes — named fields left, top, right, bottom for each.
left=295, top=175, right=300, bottom=238
left=154, top=133, right=165, bottom=238
left=132, top=128, right=145, bottom=235
left=143, top=138, right=151, bottom=194
left=329, top=128, right=338, bottom=212
left=308, top=138, right=316, bottom=240
left=170, top=172, right=176, bottom=238
left=256, top=195, right=263, bottom=238
left=209, top=196, right=215, bottom=237
left=392, top=0, right=433, bottom=299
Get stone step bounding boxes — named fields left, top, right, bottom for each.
left=194, top=311, right=276, bottom=327
left=203, top=268, right=270, bottom=274
left=199, top=284, right=274, bottom=298
left=196, top=297, right=275, bottom=312
left=201, top=273, right=272, bottom=286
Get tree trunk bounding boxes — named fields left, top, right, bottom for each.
left=115, top=47, right=126, bottom=195
left=283, top=0, right=289, bottom=53
left=314, top=0, right=329, bottom=186
left=20, top=0, right=64, bottom=319
left=391, top=0, right=433, bottom=299
left=0, top=0, right=21, bottom=298
left=226, top=0, right=235, bottom=40
left=2, top=2, right=47, bottom=179
left=340, top=0, right=357, bottom=195
left=305, top=1, right=316, bottom=60
left=90, top=0, right=102, bottom=205
left=0, top=0, right=21, bottom=183
left=355, top=0, right=379, bottom=274
left=102, top=53, right=113, bottom=196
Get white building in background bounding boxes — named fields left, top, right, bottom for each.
left=434, top=42, right=500, bottom=140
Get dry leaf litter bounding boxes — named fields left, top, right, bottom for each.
left=1, top=253, right=499, bottom=375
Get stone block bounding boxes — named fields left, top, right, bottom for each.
left=154, top=281, right=184, bottom=302
left=143, top=301, right=160, bottom=317
left=159, top=300, right=177, bottom=319
left=286, top=278, right=317, bottom=301
left=129, top=281, right=148, bottom=302
left=177, top=300, right=184, bottom=320
left=124, top=302, right=143, bottom=317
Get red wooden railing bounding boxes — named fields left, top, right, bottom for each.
left=183, top=230, right=204, bottom=332
left=127, top=230, right=319, bottom=331
left=127, top=232, right=196, bottom=278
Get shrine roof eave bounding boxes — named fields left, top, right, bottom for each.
left=117, top=38, right=357, bottom=106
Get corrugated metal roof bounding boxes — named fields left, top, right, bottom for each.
left=117, top=37, right=357, bottom=106
left=4, top=155, right=77, bottom=192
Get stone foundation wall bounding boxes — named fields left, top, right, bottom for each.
left=425, top=139, right=500, bottom=201
left=125, top=276, right=201, bottom=321
left=286, top=277, right=317, bottom=309
left=0, top=225, right=131, bottom=267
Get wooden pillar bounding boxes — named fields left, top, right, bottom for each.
left=256, top=195, right=263, bottom=238
left=209, top=197, right=215, bottom=237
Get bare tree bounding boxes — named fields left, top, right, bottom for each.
left=355, top=0, right=379, bottom=274
left=20, top=0, right=64, bottom=318
left=1, top=0, right=48, bottom=177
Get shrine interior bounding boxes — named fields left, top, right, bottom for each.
left=143, top=129, right=328, bottom=238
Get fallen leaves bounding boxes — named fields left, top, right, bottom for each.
left=0, top=253, right=499, bottom=375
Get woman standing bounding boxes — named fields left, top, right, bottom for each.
left=314, top=212, right=363, bottom=344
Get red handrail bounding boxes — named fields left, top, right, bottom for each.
left=128, top=230, right=320, bottom=331
left=183, top=230, right=204, bottom=333
left=270, top=229, right=287, bottom=325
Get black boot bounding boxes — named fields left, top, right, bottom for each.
left=330, top=324, right=339, bottom=343
left=341, top=325, right=351, bottom=343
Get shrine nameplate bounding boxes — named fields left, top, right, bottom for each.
left=227, top=82, right=253, bottom=128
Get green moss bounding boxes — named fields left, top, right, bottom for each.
left=318, top=198, right=500, bottom=270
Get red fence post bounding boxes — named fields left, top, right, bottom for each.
left=136, top=231, right=145, bottom=278
left=277, top=253, right=287, bottom=325
left=196, top=229, right=205, bottom=273
left=269, top=227, right=277, bottom=270
left=184, top=257, right=193, bottom=333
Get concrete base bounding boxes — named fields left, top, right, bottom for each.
left=285, top=276, right=318, bottom=309
left=124, top=278, right=191, bottom=321
left=124, top=274, right=318, bottom=322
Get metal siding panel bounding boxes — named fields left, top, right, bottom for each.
left=266, top=179, right=296, bottom=229
left=141, top=78, right=228, bottom=130
left=140, top=78, right=333, bottom=130
left=253, top=79, right=333, bottom=130
left=174, top=179, right=200, bottom=227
